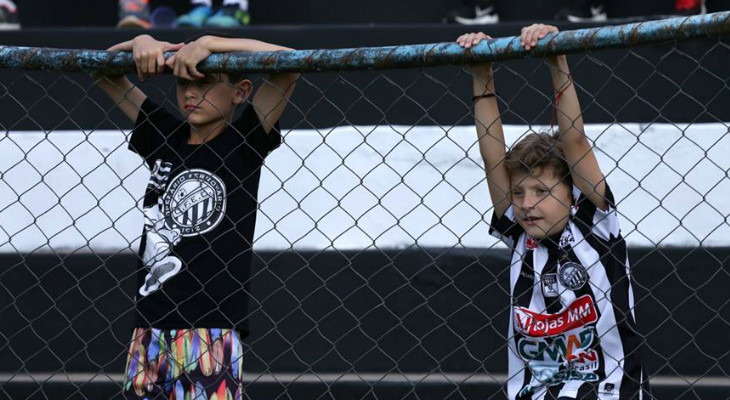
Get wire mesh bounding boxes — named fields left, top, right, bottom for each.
left=0, top=14, right=729, bottom=400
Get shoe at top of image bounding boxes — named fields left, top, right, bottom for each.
left=205, top=5, right=251, bottom=28
left=176, top=5, right=214, bottom=28
left=149, top=6, right=178, bottom=29
left=446, top=0, right=499, bottom=25
left=117, top=0, right=151, bottom=29
left=0, top=0, right=20, bottom=30
left=554, top=0, right=607, bottom=22
left=674, top=0, right=706, bottom=16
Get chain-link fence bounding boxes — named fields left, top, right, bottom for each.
left=1, top=12, right=729, bottom=400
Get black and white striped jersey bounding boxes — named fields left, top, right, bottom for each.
left=490, top=184, right=649, bottom=400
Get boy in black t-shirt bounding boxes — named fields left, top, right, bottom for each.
left=96, top=33, right=298, bottom=400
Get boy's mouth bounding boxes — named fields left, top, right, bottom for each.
left=184, top=105, right=201, bottom=111
left=522, top=216, right=542, bottom=225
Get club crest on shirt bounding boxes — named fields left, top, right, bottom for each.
left=542, top=273, right=559, bottom=297
left=558, top=261, right=588, bottom=290
left=162, top=169, right=227, bottom=237
left=526, top=236, right=538, bottom=250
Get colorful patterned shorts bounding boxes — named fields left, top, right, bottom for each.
left=123, top=327, right=243, bottom=400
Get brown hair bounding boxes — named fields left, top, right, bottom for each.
left=505, top=132, right=572, bottom=187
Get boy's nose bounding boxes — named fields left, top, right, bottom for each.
left=183, top=85, right=199, bottom=99
left=522, top=194, right=537, bottom=209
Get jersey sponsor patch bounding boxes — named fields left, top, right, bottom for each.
left=518, top=362, right=600, bottom=397
left=517, top=326, right=600, bottom=366
left=513, top=294, right=597, bottom=337
left=516, top=325, right=601, bottom=395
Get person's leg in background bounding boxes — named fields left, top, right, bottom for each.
left=554, top=0, right=607, bottom=22
left=206, top=0, right=251, bottom=27
left=176, top=0, right=250, bottom=28
left=445, top=0, right=499, bottom=24
left=117, top=0, right=152, bottom=28
left=0, top=0, right=20, bottom=30
left=675, top=0, right=706, bottom=15
left=177, top=0, right=215, bottom=28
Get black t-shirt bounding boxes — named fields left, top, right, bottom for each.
left=128, top=98, right=281, bottom=337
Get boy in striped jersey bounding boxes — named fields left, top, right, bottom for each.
left=457, top=24, right=650, bottom=400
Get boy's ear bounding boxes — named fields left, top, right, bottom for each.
left=233, top=79, right=253, bottom=105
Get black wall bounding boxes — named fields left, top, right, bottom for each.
left=1, top=248, right=728, bottom=399
left=1, top=249, right=728, bottom=374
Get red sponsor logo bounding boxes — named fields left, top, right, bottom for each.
left=526, top=236, right=538, bottom=250
left=514, top=295, right=597, bottom=337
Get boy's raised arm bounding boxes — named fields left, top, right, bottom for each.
left=550, top=54, right=607, bottom=210
left=166, top=36, right=299, bottom=134
left=458, top=32, right=511, bottom=219
left=95, top=35, right=183, bottom=122
left=522, top=24, right=608, bottom=210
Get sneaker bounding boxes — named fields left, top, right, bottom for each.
left=117, top=0, right=151, bottom=29
left=0, top=0, right=20, bottom=30
left=176, top=5, right=214, bottom=28
left=150, top=6, right=178, bottom=28
left=204, top=5, right=250, bottom=28
left=446, top=0, right=499, bottom=25
left=554, top=0, right=607, bottom=22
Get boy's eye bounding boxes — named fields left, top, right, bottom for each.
left=176, top=78, right=216, bottom=87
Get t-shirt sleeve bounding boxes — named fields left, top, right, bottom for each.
left=489, top=206, right=524, bottom=248
left=571, top=183, right=621, bottom=242
left=128, top=99, right=183, bottom=164
left=231, top=104, right=282, bottom=159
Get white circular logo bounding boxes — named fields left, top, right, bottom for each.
left=558, top=261, right=588, bottom=290
left=162, top=169, right=226, bottom=237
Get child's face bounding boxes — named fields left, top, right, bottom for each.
left=175, top=73, right=251, bottom=127
left=510, top=167, right=572, bottom=239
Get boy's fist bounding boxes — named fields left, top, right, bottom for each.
left=520, top=24, right=559, bottom=51
left=456, top=32, right=492, bottom=49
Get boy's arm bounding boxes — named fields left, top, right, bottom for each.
left=94, top=39, right=146, bottom=122
left=95, top=74, right=146, bottom=123
left=521, top=24, right=608, bottom=210
left=166, top=36, right=299, bottom=134
left=95, top=35, right=183, bottom=122
left=458, top=32, right=512, bottom=219
left=549, top=55, right=607, bottom=210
